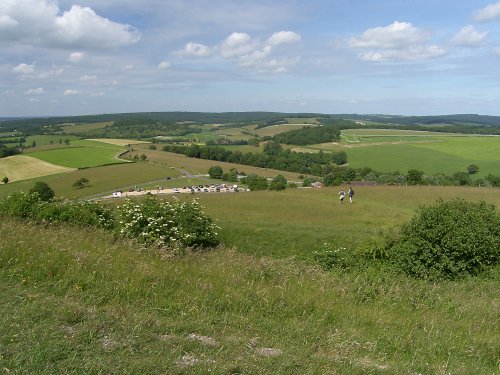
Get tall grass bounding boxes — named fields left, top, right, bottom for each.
left=0, top=216, right=498, bottom=374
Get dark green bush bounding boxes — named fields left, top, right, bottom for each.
left=0, top=192, right=114, bottom=229
left=388, top=199, right=499, bottom=280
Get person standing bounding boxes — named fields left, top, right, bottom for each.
left=339, top=189, right=345, bottom=203
left=348, top=187, right=354, bottom=204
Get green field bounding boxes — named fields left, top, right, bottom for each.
left=305, top=131, right=500, bottom=176
left=0, top=185, right=498, bottom=373
left=28, top=140, right=127, bottom=169
left=172, top=185, right=500, bottom=260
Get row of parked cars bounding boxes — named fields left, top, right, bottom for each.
left=172, top=184, right=246, bottom=193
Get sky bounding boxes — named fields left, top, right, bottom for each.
left=1, top=0, right=500, bottom=117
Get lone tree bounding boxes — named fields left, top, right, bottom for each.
left=2, top=176, right=8, bottom=184
left=73, top=177, right=90, bottom=189
left=29, top=181, right=55, bottom=201
left=467, top=164, right=479, bottom=175
left=269, top=174, right=287, bottom=191
left=208, top=165, right=223, bottom=179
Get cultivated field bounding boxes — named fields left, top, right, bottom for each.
left=306, top=130, right=500, bottom=176
left=0, top=155, right=75, bottom=182
left=254, top=123, right=317, bottom=137
left=28, top=140, right=127, bottom=169
left=88, top=138, right=150, bottom=146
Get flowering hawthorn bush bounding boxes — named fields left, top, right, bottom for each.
left=117, top=196, right=219, bottom=248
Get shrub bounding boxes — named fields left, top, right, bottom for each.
left=0, top=192, right=42, bottom=218
left=0, top=193, right=114, bottom=229
left=387, top=199, right=500, bottom=280
left=29, top=181, right=55, bottom=201
left=117, top=196, right=219, bottom=248
left=34, top=200, right=114, bottom=229
left=268, top=175, right=287, bottom=191
left=244, top=173, right=268, bottom=191
left=208, top=165, right=223, bottom=179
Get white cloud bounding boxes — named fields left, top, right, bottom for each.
left=68, top=52, right=85, bottom=63
left=473, top=1, right=500, bottom=21
left=12, top=63, right=35, bottom=74
left=177, top=42, right=211, bottom=57
left=451, top=25, right=488, bottom=47
left=63, top=89, right=79, bottom=96
left=267, top=31, right=301, bottom=46
left=494, top=46, right=500, bottom=55
left=221, top=32, right=257, bottom=58
left=25, top=87, right=46, bottom=95
left=349, top=21, right=431, bottom=49
left=0, top=0, right=140, bottom=49
left=158, top=60, right=172, bottom=69
left=91, top=91, right=105, bottom=96
left=349, top=21, right=446, bottom=62
left=216, top=31, right=301, bottom=73
left=359, top=45, right=446, bottom=61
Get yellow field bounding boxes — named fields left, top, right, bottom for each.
left=88, top=138, right=150, bottom=146
left=0, top=155, right=75, bottom=182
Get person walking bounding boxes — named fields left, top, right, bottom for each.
left=348, top=187, right=354, bottom=204
left=339, top=189, right=345, bottom=203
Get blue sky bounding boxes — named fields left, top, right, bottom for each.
left=1, top=0, right=500, bottom=116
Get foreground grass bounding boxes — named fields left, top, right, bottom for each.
left=0, top=217, right=498, bottom=374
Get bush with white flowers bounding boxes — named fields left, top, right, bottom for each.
left=117, top=196, right=219, bottom=248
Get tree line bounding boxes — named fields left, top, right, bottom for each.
left=162, top=141, right=348, bottom=176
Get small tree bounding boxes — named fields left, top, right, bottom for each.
left=222, top=169, right=238, bottom=182
left=140, top=154, right=147, bottom=161
left=467, top=164, right=479, bottom=175
left=244, top=174, right=268, bottom=190
left=406, top=169, right=424, bottom=185
left=2, top=176, right=8, bottom=184
left=269, top=175, right=287, bottom=191
left=29, top=182, right=55, bottom=202
left=208, top=165, right=223, bottom=179
left=73, top=177, right=90, bottom=189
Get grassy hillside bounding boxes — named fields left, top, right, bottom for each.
left=168, top=185, right=500, bottom=260
left=0, top=162, right=178, bottom=199
left=0, top=197, right=498, bottom=373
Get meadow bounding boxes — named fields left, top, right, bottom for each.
left=0, top=185, right=498, bottom=373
